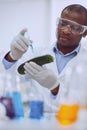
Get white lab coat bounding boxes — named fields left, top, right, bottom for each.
left=4, top=41, right=87, bottom=113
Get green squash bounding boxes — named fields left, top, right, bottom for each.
left=17, top=54, right=54, bottom=75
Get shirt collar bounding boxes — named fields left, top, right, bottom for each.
left=53, top=42, right=81, bottom=55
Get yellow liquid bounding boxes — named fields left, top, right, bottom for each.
left=56, top=104, right=79, bottom=126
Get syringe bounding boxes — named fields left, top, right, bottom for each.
left=26, top=31, right=34, bottom=52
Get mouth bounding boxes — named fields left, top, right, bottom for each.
left=59, top=35, right=71, bottom=42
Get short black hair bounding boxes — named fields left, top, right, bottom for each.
left=61, top=4, right=87, bottom=25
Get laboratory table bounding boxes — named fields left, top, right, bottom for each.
left=0, top=109, right=87, bottom=130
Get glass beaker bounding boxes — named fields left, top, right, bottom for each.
left=56, top=103, right=79, bottom=125
left=56, top=51, right=87, bottom=126
left=56, top=67, right=80, bottom=126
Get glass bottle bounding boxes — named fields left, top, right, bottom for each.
left=56, top=50, right=87, bottom=126
left=5, top=73, right=24, bottom=119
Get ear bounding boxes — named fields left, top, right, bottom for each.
left=82, top=30, right=87, bottom=37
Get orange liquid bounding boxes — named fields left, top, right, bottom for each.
left=56, top=104, right=79, bottom=126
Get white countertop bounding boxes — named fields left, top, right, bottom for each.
left=0, top=109, right=87, bottom=130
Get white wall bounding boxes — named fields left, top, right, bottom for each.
left=0, top=0, right=87, bottom=58
left=0, top=0, right=51, bottom=54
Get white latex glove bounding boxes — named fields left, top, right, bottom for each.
left=10, top=28, right=32, bottom=60
left=24, top=62, right=59, bottom=90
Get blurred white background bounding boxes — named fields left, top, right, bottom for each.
left=0, top=0, right=87, bottom=58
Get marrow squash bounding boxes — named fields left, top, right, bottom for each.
left=17, top=54, right=54, bottom=75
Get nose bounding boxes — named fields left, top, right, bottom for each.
left=62, top=25, right=72, bottom=34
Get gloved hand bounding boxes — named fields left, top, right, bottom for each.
left=24, top=62, right=60, bottom=90
left=10, top=28, right=32, bottom=60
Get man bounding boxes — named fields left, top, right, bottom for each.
left=2, top=4, right=87, bottom=112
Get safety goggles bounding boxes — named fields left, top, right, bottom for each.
left=56, top=17, right=87, bottom=35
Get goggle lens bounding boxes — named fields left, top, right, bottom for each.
left=57, top=17, right=87, bottom=34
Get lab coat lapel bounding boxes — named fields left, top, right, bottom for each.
left=45, top=46, right=59, bottom=77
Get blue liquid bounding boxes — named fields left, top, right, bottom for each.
left=12, top=92, right=24, bottom=119
left=30, top=44, right=34, bottom=52
left=29, top=101, right=44, bottom=119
